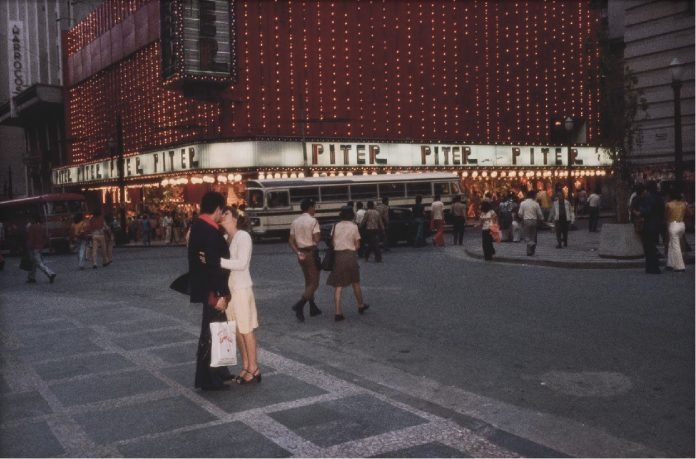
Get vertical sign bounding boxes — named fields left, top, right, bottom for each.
left=8, top=20, right=26, bottom=116
left=182, top=0, right=231, bottom=75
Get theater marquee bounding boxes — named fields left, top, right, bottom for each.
left=52, top=141, right=612, bottom=186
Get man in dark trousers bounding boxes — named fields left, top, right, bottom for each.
left=639, top=181, right=665, bottom=274
left=188, top=192, right=233, bottom=390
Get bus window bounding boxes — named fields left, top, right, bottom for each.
left=406, top=182, right=432, bottom=197
left=247, top=190, right=264, bottom=209
left=267, top=191, right=290, bottom=208
left=434, top=182, right=451, bottom=196
left=350, top=184, right=378, bottom=201
left=289, top=187, right=320, bottom=203
left=320, top=186, right=349, bottom=202
left=379, top=182, right=405, bottom=198
left=47, top=201, right=69, bottom=215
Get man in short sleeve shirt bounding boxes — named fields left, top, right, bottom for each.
left=288, top=198, right=323, bottom=322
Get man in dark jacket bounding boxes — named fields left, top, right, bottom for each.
left=639, top=181, right=665, bottom=274
left=188, top=191, right=233, bottom=390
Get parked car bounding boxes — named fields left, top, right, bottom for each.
left=320, top=206, right=431, bottom=246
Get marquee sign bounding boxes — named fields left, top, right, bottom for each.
left=53, top=141, right=612, bottom=186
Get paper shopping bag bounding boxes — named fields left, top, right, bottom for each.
left=209, top=321, right=237, bottom=367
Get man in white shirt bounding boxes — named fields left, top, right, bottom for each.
left=587, top=189, right=601, bottom=232
left=288, top=198, right=323, bottom=322
left=431, top=194, right=445, bottom=246
left=518, top=189, right=544, bottom=256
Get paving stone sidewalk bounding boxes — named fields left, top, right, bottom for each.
left=0, top=288, right=523, bottom=458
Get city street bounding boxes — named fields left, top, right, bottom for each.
left=0, top=231, right=693, bottom=457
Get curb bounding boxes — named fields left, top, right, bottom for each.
left=464, top=248, right=694, bottom=269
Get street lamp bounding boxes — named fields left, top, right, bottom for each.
left=670, top=57, right=684, bottom=190
left=564, top=116, right=574, bottom=196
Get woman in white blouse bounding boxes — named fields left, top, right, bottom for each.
left=326, top=206, right=370, bottom=321
left=219, top=206, right=261, bottom=384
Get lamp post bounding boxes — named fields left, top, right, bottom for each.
left=670, top=57, right=684, bottom=190
left=564, top=116, right=574, bottom=196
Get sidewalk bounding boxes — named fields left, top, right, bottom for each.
left=464, top=220, right=695, bottom=269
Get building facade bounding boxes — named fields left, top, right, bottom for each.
left=0, top=0, right=101, bottom=200
left=621, top=0, right=694, bottom=184
left=53, top=0, right=611, bottom=216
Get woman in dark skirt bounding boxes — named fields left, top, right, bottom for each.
left=326, top=207, right=370, bottom=321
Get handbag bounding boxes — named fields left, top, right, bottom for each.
left=489, top=223, right=501, bottom=242
left=209, top=321, right=237, bottom=367
left=321, top=225, right=336, bottom=271
left=19, top=252, right=32, bottom=271
left=169, top=272, right=190, bottom=295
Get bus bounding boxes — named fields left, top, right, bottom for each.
left=244, top=172, right=460, bottom=239
left=0, top=193, right=86, bottom=254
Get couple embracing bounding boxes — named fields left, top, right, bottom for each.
left=188, top=192, right=260, bottom=391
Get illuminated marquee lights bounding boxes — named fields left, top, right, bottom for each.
left=64, top=1, right=601, bottom=166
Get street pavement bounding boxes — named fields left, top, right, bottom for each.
left=0, top=221, right=693, bottom=457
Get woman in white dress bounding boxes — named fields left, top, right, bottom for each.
left=218, top=206, right=261, bottom=384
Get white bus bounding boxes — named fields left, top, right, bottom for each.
left=243, top=172, right=461, bottom=239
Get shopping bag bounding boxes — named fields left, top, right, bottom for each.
left=209, top=321, right=237, bottom=367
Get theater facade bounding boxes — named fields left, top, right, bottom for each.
left=53, top=0, right=610, bottom=214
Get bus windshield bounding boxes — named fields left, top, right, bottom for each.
left=247, top=189, right=264, bottom=209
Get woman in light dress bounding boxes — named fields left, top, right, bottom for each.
left=218, top=206, right=261, bottom=384
left=664, top=189, right=688, bottom=272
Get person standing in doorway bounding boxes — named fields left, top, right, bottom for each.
left=518, top=190, right=544, bottom=256
left=451, top=194, right=466, bottom=245
left=288, top=198, right=323, bottom=322
left=431, top=194, right=445, bottom=247
left=587, top=188, right=601, bottom=232
left=188, top=191, right=234, bottom=390
left=26, top=216, right=56, bottom=284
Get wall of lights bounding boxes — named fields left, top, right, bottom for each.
left=65, top=0, right=601, bottom=166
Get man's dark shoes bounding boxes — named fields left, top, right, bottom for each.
left=309, top=301, right=322, bottom=317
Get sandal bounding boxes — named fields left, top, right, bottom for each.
left=238, top=367, right=262, bottom=384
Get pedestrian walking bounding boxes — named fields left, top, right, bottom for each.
left=549, top=186, right=574, bottom=248
left=518, top=190, right=544, bottom=256
left=376, top=197, right=390, bottom=251
left=89, top=208, right=111, bottom=268
left=327, top=206, right=369, bottom=321
left=664, top=188, right=688, bottom=272
left=412, top=195, right=426, bottom=247
left=163, top=212, right=174, bottom=244
left=638, top=181, right=664, bottom=274
left=477, top=201, right=497, bottom=260
left=71, top=213, right=90, bottom=270
left=361, top=201, right=383, bottom=262
left=288, top=198, right=323, bottom=322
left=451, top=195, right=466, bottom=245
left=26, top=216, right=56, bottom=284
left=587, top=188, right=601, bottom=232
left=218, top=206, right=262, bottom=383
left=188, top=191, right=234, bottom=391
left=431, top=194, right=445, bottom=247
